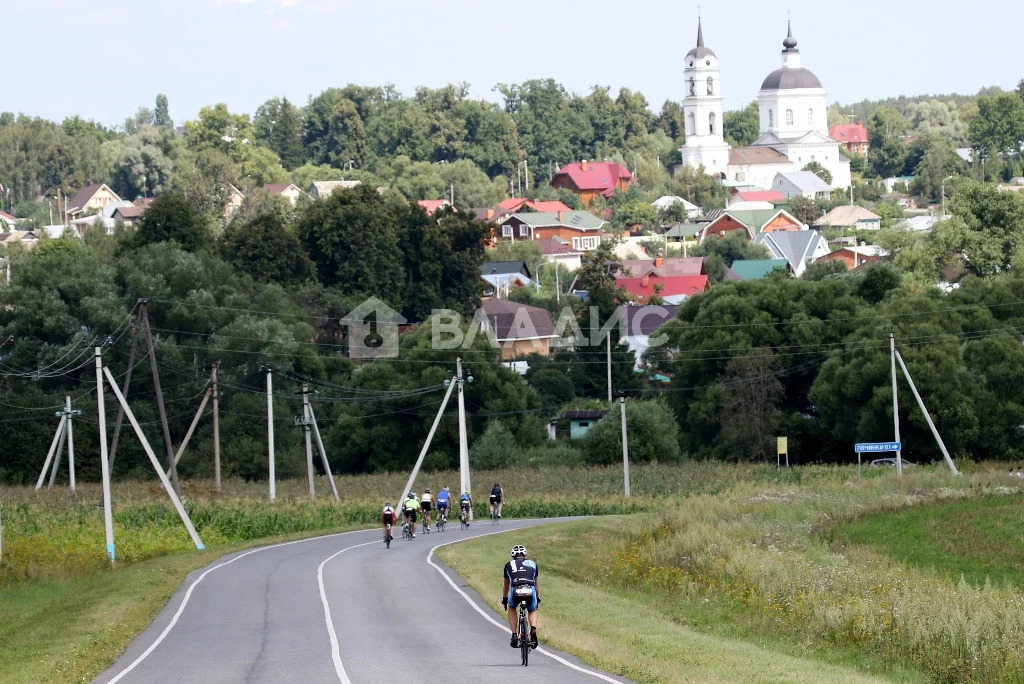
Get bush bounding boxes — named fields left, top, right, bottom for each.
left=470, top=420, right=520, bottom=469
left=579, top=398, right=681, bottom=465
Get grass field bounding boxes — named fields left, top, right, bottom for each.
left=838, top=495, right=1024, bottom=590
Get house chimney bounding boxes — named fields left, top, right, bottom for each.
left=641, top=275, right=650, bottom=288
left=486, top=208, right=494, bottom=219
left=581, top=160, right=589, bottom=172
left=557, top=210, right=564, bottom=222
left=654, top=257, right=663, bottom=268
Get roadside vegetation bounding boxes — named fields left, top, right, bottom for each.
left=443, top=466, right=1024, bottom=683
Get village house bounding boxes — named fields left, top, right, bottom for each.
left=0, top=210, right=16, bottom=230
left=551, top=161, right=633, bottom=207
left=263, top=183, right=304, bottom=206
left=727, top=259, right=791, bottom=280
left=616, top=256, right=706, bottom=278
left=752, top=229, right=830, bottom=277
left=622, top=304, right=679, bottom=368
left=615, top=274, right=709, bottom=304
left=815, top=205, right=882, bottom=231
left=417, top=199, right=454, bottom=215
left=536, top=238, right=584, bottom=271
left=828, top=123, right=870, bottom=155
left=816, top=245, right=887, bottom=270
left=773, top=170, right=832, bottom=200
left=549, top=409, right=610, bottom=440
left=495, top=210, right=607, bottom=251
left=307, top=180, right=361, bottom=199
left=65, top=183, right=121, bottom=219
left=699, top=208, right=803, bottom=242
left=480, top=261, right=532, bottom=297
left=479, top=298, right=557, bottom=360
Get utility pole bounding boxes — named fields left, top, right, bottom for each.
left=65, top=396, right=75, bottom=491
left=264, top=366, right=276, bottom=502
left=95, top=347, right=115, bottom=563
left=620, top=397, right=631, bottom=496
left=301, top=383, right=315, bottom=499
left=139, top=300, right=180, bottom=496
left=890, top=333, right=902, bottom=477
left=107, top=307, right=142, bottom=472
left=397, top=375, right=457, bottom=508
left=894, top=350, right=960, bottom=476
left=555, top=264, right=561, bottom=304
left=457, top=357, right=470, bottom=502
left=606, top=334, right=613, bottom=405
left=36, top=413, right=67, bottom=491
left=212, top=362, right=221, bottom=493
left=308, top=404, right=339, bottom=501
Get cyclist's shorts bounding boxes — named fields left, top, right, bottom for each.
left=490, top=495, right=502, bottom=504
left=382, top=513, right=395, bottom=525
left=460, top=501, right=471, bottom=509
left=436, top=501, right=449, bottom=510
left=508, top=585, right=538, bottom=612
left=404, top=509, right=418, bottom=522
left=420, top=501, right=432, bottom=512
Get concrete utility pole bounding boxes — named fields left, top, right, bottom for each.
left=212, top=362, right=221, bottom=493
left=302, top=383, right=315, bottom=499
left=457, top=357, right=470, bottom=500
left=398, top=375, right=458, bottom=509
left=308, top=404, right=339, bottom=501
left=95, top=347, right=115, bottom=563
left=890, top=333, right=902, bottom=476
left=107, top=308, right=142, bottom=472
left=264, top=366, right=276, bottom=502
left=620, top=397, right=631, bottom=497
left=64, top=396, right=75, bottom=491
left=894, top=350, right=960, bottom=475
left=606, top=335, right=613, bottom=405
left=36, top=414, right=67, bottom=490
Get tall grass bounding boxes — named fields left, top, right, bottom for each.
left=600, top=471, right=1024, bottom=682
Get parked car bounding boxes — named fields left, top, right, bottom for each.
left=869, top=457, right=916, bottom=468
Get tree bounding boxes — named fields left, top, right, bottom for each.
left=184, top=103, right=253, bottom=163
left=470, top=420, right=520, bottom=469
left=219, top=212, right=313, bottom=285
left=691, top=231, right=771, bottom=283
left=801, top=161, right=832, bottom=185
left=154, top=93, right=172, bottom=129
left=910, top=138, right=967, bottom=203
left=874, top=200, right=904, bottom=229
left=718, top=348, right=782, bottom=461
left=969, top=93, right=1024, bottom=163
left=109, top=124, right=175, bottom=198
left=437, top=159, right=505, bottom=209
left=867, top=108, right=909, bottom=178
left=656, top=99, right=686, bottom=143
left=296, top=184, right=404, bottom=298
left=787, top=196, right=821, bottom=225
left=254, top=97, right=304, bottom=170
left=578, top=399, right=681, bottom=465
left=724, top=101, right=759, bottom=147
left=613, top=200, right=657, bottom=229
left=240, top=146, right=290, bottom=187
left=134, top=192, right=211, bottom=251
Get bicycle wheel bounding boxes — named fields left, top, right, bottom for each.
left=519, top=608, right=529, bottom=666
left=385, top=525, right=391, bottom=549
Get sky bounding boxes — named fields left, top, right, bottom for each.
left=3, top=0, right=1020, bottom=127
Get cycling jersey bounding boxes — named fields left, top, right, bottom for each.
left=436, top=491, right=450, bottom=507
left=381, top=506, right=396, bottom=524
left=504, top=558, right=539, bottom=612
left=490, top=485, right=502, bottom=502
left=403, top=499, right=418, bottom=512
left=421, top=493, right=433, bottom=504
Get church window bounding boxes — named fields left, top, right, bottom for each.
left=686, top=112, right=695, bottom=137
left=688, top=79, right=695, bottom=96
left=768, top=110, right=774, bottom=128
left=807, top=108, right=814, bottom=126
left=785, top=109, right=794, bottom=126
left=709, top=112, right=716, bottom=135
left=706, top=77, right=714, bottom=95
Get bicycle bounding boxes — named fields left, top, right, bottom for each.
left=490, top=503, right=500, bottom=526
left=384, top=523, right=393, bottom=549
left=402, top=520, right=413, bottom=541
left=436, top=512, right=447, bottom=532
left=459, top=507, right=469, bottom=530
left=511, top=585, right=535, bottom=666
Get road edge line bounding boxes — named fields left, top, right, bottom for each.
left=317, top=540, right=378, bottom=684
left=103, top=528, right=372, bottom=684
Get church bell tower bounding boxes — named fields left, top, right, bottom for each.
left=679, top=18, right=731, bottom=178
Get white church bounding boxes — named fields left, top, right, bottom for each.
left=679, top=20, right=852, bottom=191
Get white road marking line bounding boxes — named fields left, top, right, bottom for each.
left=104, top=528, right=373, bottom=684
left=427, top=527, right=623, bottom=683
left=317, top=540, right=378, bottom=684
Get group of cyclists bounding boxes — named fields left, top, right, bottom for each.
left=380, top=483, right=505, bottom=539
left=379, top=483, right=537, bottom=650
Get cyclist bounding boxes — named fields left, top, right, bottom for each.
left=435, top=486, right=451, bottom=527
left=402, top=492, right=419, bottom=538
left=420, top=488, right=434, bottom=533
left=381, top=502, right=396, bottom=542
left=489, top=482, right=505, bottom=519
left=459, top=490, right=472, bottom=527
left=501, top=544, right=539, bottom=649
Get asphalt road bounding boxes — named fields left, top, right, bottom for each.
left=94, top=518, right=631, bottom=684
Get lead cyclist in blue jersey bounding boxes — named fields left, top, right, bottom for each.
left=501, top=544, right=539, bottom=649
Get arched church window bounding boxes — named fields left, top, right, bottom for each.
left=706, top=77, right=714, bottom=95
left=785, top=109, right=794, bottom=126
left=807, top=108, right=814, bottom=126
left=688, top=79, right=695, bottom=96
left=768, top=110, right=774, bottom=128
left=709, top=112, right=716, bottom=135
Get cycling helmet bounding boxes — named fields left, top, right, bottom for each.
left=385, top=502, right=392, bottom=507
left=443, top=486, right=450, bottom=492
left=510, top=544, right=527, bottom=559
left=407, top=492, right=416, bottom=498
left=425, top=488, right=431, bottom=493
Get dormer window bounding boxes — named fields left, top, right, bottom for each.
left=807, top=108, right=814, bottom=126
left=785, top=109, right=794, bottom=126
left=768, top=110, right=774, bottom=128
left=688, top=79, right=695, bottom=96
left=689, top=61, right=694, bottom=67
left=706, top=77, right=713, bottom=95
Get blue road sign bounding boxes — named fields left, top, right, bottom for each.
left=855, top=442, right=901, bottom=453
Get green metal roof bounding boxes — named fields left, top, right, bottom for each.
left=724, top=209, right=782, bottom=231
left=665, top=222, right=703, bottom=238
left=729, top=259, right=790, bottom=280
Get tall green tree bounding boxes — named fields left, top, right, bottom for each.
left=219, top=212, right=313, bottom=285
left=154, top=93, right=173, bottom=129
left=867, top=107, right=909, bottom=178
left=969, top=93, right=1024, bottom=164
left=135, top=192, right=211, bottom=251
left=724, top=101, right=759, bottom=147
left=254, top=96, right=304, bottom=170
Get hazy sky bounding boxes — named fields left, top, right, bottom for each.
left=4, top=0, right=1019, bottom=126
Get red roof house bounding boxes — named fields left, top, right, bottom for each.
left=829, top=123, right=870, bottom=155
left=616, top=274, right=709, bottom=304
left=418, top=199, right=455, bottom=215
left=733, top=190, right=784, bottom=203
left=551, top=161, right=633, bottom=207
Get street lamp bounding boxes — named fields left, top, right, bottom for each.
left=941, top=175, right=954, bottom=217
left=344, top=160, right=355, bottom=171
